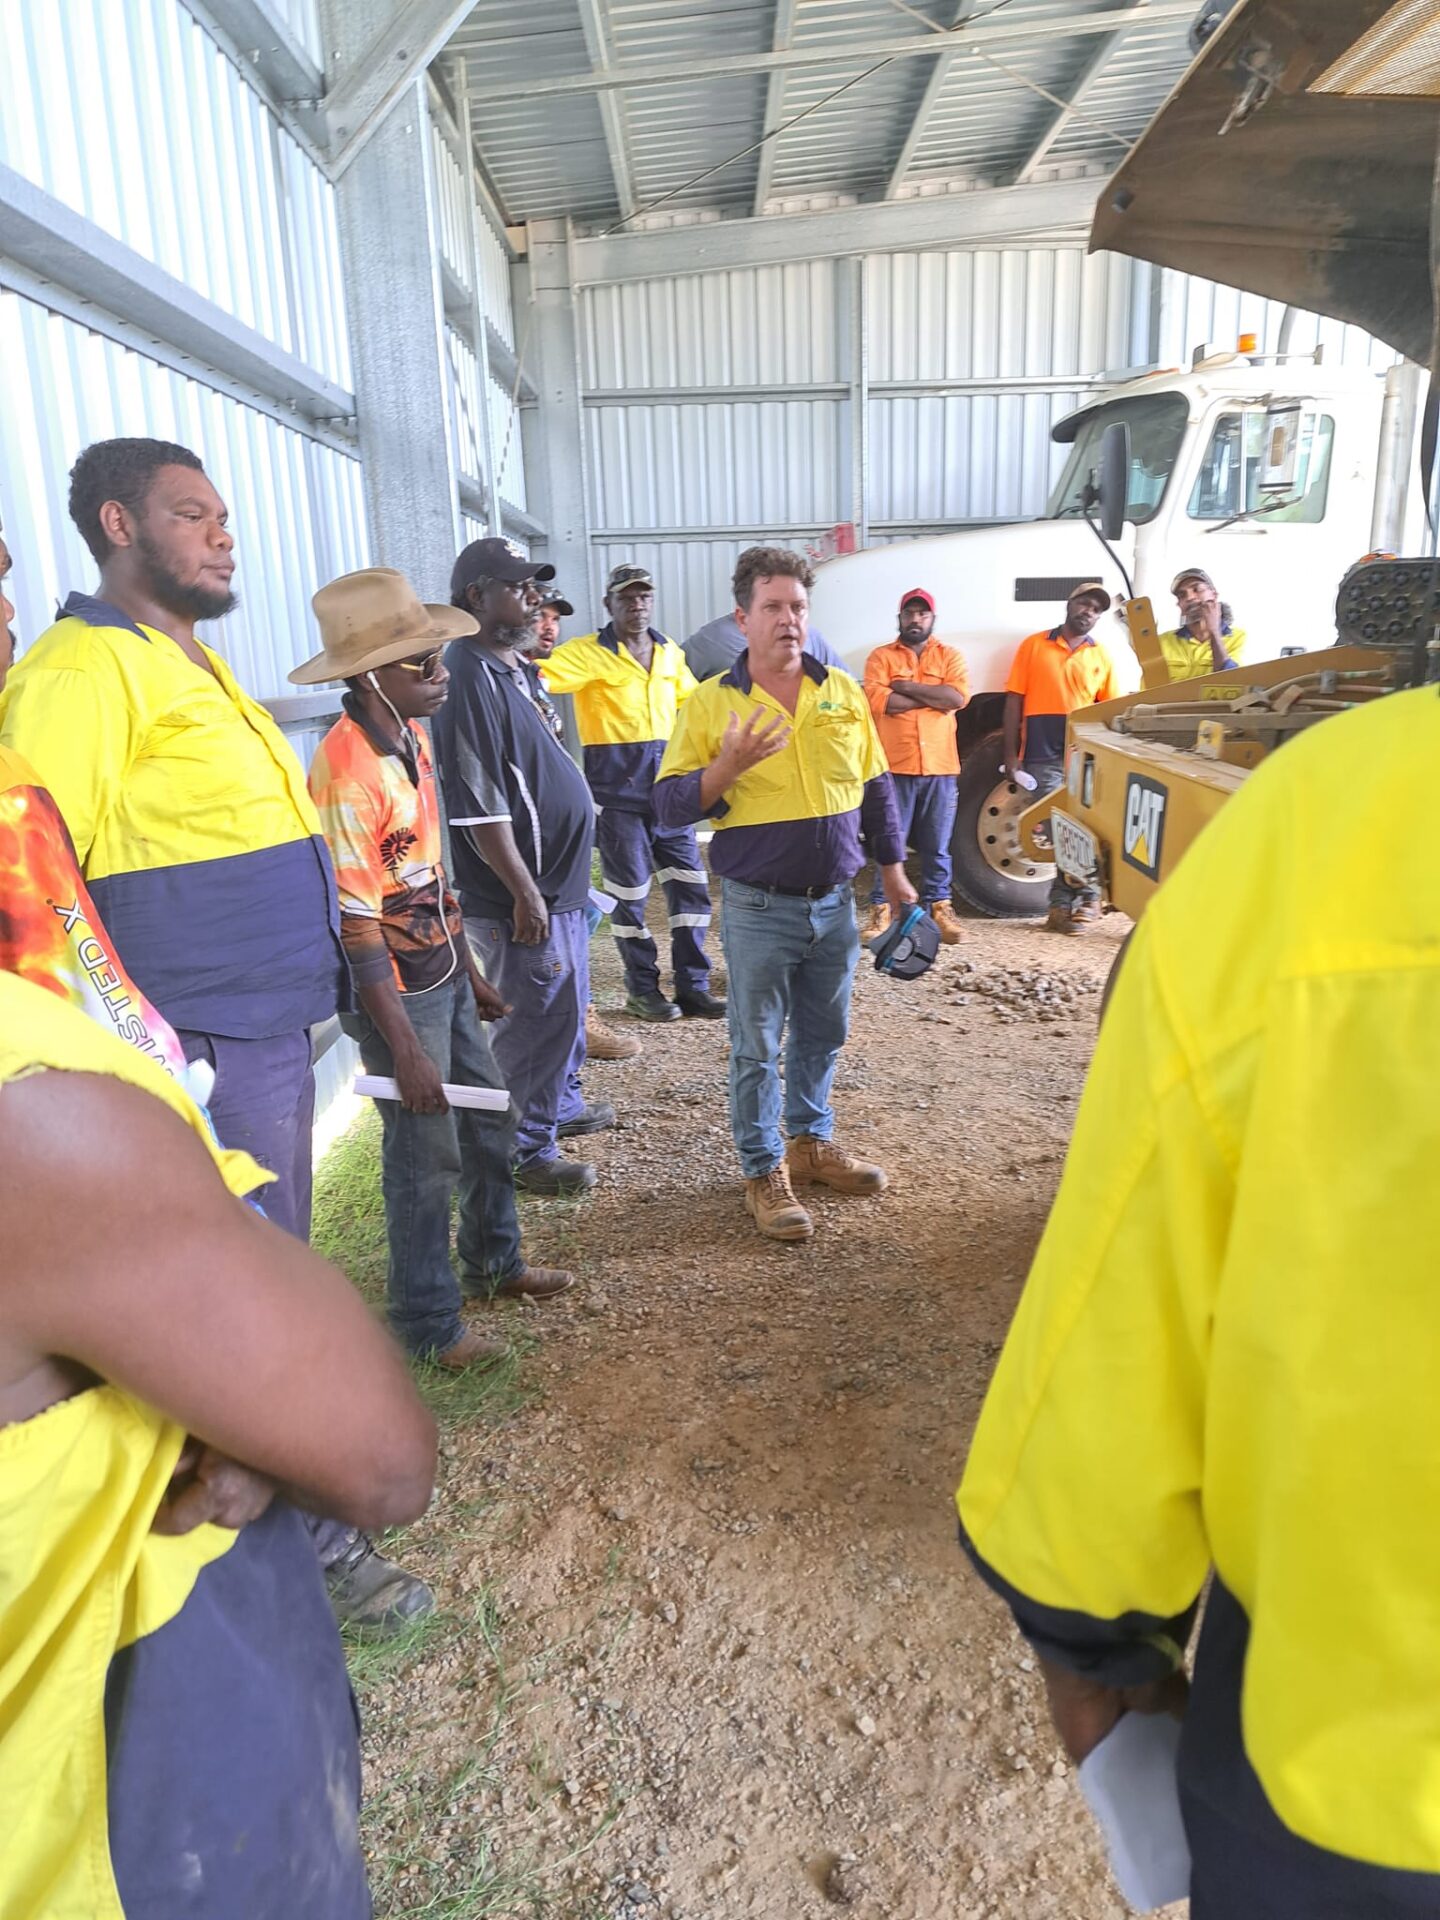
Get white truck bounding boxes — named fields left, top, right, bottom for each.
left=810, top=344, right=1424, bottom=916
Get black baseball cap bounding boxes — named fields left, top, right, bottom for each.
left=538, top=588, right=574, bottom=616
left=450, top=535, right=555, bottom=599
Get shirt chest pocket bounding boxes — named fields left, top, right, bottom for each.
left=803, top=709, right=866, bottom=796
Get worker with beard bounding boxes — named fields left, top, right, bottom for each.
left=862, top=587, right=970, bottom=946
left=0, top=440, right=433, bottom=1636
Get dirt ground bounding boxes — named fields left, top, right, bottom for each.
left=339, top=897, right=1173, bottom=1920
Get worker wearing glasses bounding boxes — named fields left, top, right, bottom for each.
left=297, top=569, right=576, bottom=1375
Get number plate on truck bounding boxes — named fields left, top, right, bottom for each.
left=1050, top=810, right=1099, bottom=882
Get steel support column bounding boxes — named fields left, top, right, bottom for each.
left=516, top=221, right=593, bottom=606
left=321, top=0, right=459, bottom=596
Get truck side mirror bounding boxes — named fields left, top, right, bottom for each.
left=1098, top=421, right=1131, bottom=542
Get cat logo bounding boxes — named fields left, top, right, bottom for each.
left=1122, top=774, right=1168, bottom=879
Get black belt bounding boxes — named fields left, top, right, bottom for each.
left=727, top=878, right=846, bottom=900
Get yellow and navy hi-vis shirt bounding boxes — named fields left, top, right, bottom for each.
left=958, top=686, right=1440, bottom=1898
left=0, top=594, right=345, bottom=1038
left=0, top=975, right=370, bottom=1919
left=653, top=651, right=902, bottom=891
left=541, top=623, right=698, bottom=811
left=1156, top=619, right=1250, bottom=681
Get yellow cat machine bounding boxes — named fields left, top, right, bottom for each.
left=1018, top=0, right=1440, bottom=921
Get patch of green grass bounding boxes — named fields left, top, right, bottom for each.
left=312, top=1107, right=388, bottom=1310
left=343, top=1604, right=456, bottom=1697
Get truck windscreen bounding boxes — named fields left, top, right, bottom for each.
left=1047, top=393, right=1188, bottom=524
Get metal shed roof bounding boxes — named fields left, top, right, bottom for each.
left=446, top=0, right=1202, bottom=233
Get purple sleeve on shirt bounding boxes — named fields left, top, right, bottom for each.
left=860, top=772, right=903, bottom=867
left=652, top=767, right=729, bottom=831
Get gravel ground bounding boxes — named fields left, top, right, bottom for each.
left=348, top=895, right=1184, bottom=1920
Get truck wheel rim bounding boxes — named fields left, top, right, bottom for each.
left=977, top=777, right=1055, bottom=882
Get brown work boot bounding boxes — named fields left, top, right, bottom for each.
left=586, top=1003, right=642, bottom=1060
left=488, top=1264, right=575, bottom=1301
left=930, top=901, right=966, bottom=945
left=863, top=902, right=893, bottom=941
left=786, top=1135, right=888, bottom=1195
left=1046, top=903, right=1100, bottom=937
left=744, top=1166, right=814, bottom=1242
left=435, top=1328, right=508, bottom=1371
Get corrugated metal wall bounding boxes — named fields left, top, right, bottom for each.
left=580, top=244, right=1396, bottom=642
left=0, top=0, right=370, bottom=1123
left=581, top=244, right=1142, bottom=640
left=2, top=0, right=350, bottom=386
left=0, top=290, right=368, bottom=698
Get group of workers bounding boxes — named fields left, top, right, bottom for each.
left=4, top=425, right=1413, bottom=1920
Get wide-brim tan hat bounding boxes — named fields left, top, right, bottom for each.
left=290, top=567, right=478, bottom=685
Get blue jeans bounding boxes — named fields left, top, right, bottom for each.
left=342, top=973, right=522, bottom=1359
left=869, top=772, right=958, bottom=906
left=464, top=908, right=589, bottom=1171
left=719, top=879, right=861, bottom=1179
left=1026, top=759, right=1099, bottom=910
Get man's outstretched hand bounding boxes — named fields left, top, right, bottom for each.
left=153, top=1440, right=277, bottom=1535
left=715, top=709, right=791, bottom=785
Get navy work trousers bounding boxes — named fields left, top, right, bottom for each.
left=464, top=907, right=589, bottom=1172
left=868, top=772, right=958, bottom=907
left=596, top=806, right=711, bottom=999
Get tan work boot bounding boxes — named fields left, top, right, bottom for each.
left=434, top=1328, right=508, bottom=1372
left=586, top=1003, right=642, bottom=1060
left=930, top=901, right=966, bottom=945
left=1046, top=903, right=1100, bottom=937
left=864, top=902, right=893, bottom=941
left=786, top=1135, right=888, bottom=1195
left=744, top=1165, right=814, bottom=1242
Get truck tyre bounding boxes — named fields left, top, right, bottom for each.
left=949, top=732, right=1055, bottom=919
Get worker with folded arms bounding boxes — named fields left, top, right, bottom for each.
left=542, top=563, right=724, bottom=1024
left=957, top=679, right=1440, bottom=1916
left=862, top=586, right=969, bottom=945
left=654, top=545, right=914, bottom=1244
left=1001, top=582, right=1119, bottom=935
left=1156, top=567, right=1246, bottom=680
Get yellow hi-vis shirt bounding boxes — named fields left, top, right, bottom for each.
left=541, top=626, right=697, bottom=810
left=653, top=652, right=900, bottom=893
left=958, top=684, right=1440, bottom=1879
left=0, top=595, right=342, bottom=1037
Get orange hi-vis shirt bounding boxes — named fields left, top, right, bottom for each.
left=863, top=638, right=970, bottom=777
left=1004, top=626, right=1119, bottom=763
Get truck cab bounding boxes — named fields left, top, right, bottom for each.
left=808, top=350, right=1394, bottom=915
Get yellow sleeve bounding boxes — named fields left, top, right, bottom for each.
left=1227, top=627, right=1248, bottom=664
left=853, top=682, right=890, bottom=783
left=657, top=682, right=723, bottom=781
left=539, top=636, right=602, bottom=696
left=0, top=655, right=136, bottom=865
left=672, top=648, right=699, bottom=707
left=957, top=917, right=1220, bottom=1625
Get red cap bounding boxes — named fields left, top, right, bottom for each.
left=899, top=587, right=935, bottom=614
